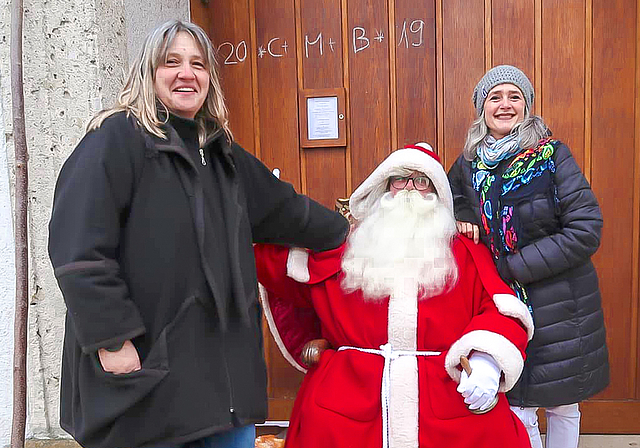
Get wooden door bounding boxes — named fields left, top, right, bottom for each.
left=192, top=0, right=640, bottom=433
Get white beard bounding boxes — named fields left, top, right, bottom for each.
left=341, top=190, right=458, bottom=301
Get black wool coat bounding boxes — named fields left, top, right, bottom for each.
left=48, top=112, right=349, bottom=448
left=448, top=140, right=609, bottom=408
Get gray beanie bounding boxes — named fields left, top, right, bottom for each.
left=472, top=65, right=534, bottom=116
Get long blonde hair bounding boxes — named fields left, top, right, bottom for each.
left=88, top=20, right=232, bottom=146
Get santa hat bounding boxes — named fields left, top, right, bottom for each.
left=349, top=142, right=454, bottom=220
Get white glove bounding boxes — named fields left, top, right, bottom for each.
left=456, top=351, right=501, bottom=411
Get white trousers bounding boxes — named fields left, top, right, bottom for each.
left=511, top=403, right=581, bottom=448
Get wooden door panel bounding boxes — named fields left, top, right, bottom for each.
left=300, top=0, right=344, bottom=89
left=304, top=149, right=348, bottom=208
left=395, top=0, right=437, bottom=149
left=492, top=0, right=535, bottom=87
left=581, top=402, right=640, bottom=434
left=206, top=0, right=257, bottom=154
left=300, top=0, right=347, bottom=208
left=591, top=0, right=638, bottom=402
left=254, top=0, right=301, bottom=189
left=541, top=0, right=585, bottom=168
left=347, top=0, right=392, bottom=189
left=261, top=321, right=304, bottom=420
left=441, top=0, right=485, bottom=167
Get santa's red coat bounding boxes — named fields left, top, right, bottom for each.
left=255, top=236, right=533, bottom=448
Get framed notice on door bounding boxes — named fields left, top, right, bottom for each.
left=299, top=88, right=347, bottom=148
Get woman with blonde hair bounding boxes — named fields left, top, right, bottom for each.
left=49, top=19, right=348, bottom=448
left=448, top=65, right=609, bottom=448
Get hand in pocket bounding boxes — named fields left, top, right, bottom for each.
left=98, top=340, right=141, bottom=374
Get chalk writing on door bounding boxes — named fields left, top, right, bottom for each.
left=217, top=19, right=428, bottom=65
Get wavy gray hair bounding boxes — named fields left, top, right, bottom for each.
left=462, top=106, right=550, bottom=161
left=88, top=20, right=232, bottom=146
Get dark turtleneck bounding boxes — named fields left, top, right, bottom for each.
left=168, top=113, right=233, bottom=314
left=168, top=113, right=200, bottom=154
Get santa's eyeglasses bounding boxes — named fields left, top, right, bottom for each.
left=388, top=175, right=431, bottom=191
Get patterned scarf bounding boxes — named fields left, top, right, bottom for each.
left=472, top=138, right=558, bottom=315
left=476, top=133, right=521, bottom=169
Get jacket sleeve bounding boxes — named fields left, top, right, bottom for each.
left=444, top=238, right=532, bottom=392
left=502, top=143, right=602, bottom=285
left=234, top=146, right=349, bottom=252
left=448, top=155, right=480, bottom=224
left=48, top=116, right=146, bottom=354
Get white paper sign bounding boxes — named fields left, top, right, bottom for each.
left=307, top=96, right=339, bottom=140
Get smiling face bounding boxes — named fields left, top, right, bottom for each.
left=483, top=83, right=526, bottom=139
left=154, top=32, right=210, bottom=119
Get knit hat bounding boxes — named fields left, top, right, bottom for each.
left=472, top=65, right=534, bottom=116
left=349, top=142, right=454, bottom=220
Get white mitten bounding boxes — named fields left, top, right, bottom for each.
left=456, top=351, right=501, bottom=411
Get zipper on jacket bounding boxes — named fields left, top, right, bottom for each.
left=220, top=330, right=236, bottom=419
left=518, top=363, right=530, bottom=408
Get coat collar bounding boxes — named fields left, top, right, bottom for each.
left=149, top=114, right=236, bottom=173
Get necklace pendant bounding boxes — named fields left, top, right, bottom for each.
left=199, top=148, right=207, bottom=166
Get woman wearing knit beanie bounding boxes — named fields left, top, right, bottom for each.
left=448, top=65, right=610, bottom=448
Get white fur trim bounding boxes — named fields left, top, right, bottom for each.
left=286, top=248, right=310, bottom=283
left=387, top=286, right=419, bottom=447
left=445, top=330, right=524, bottom=392
left=349, top=146, right=454, bottom=220
left=258, top=284, right=308, bottom=374
left=387, top=286, right=418, bottom=350
left=388, top=356, right=419, bottom=448
left=493, top=293, right=535, bottom=341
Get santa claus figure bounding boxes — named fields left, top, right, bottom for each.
left=254, top=143, right=534, bottom=448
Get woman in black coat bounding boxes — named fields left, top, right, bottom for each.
left=48, top=20, right=348, bottom=448
left=447, top=65, right=609, bottom=448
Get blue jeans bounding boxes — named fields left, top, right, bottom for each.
left=149, top=425, right=255, bottom=448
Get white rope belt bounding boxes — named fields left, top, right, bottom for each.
left=338, top=343, right=441, bottom=448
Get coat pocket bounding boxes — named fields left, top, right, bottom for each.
left=77, top=332, right=169, bottom=437
left=73, top=296, right=225, bottom=448
left=314, top=350, right=384, bottom=422
left=421, top=356, right=470, bottom=420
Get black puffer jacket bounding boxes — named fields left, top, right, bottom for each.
left=48, top=112, right=349, bottom=448
left=448, top=140, right=609, bottom=407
